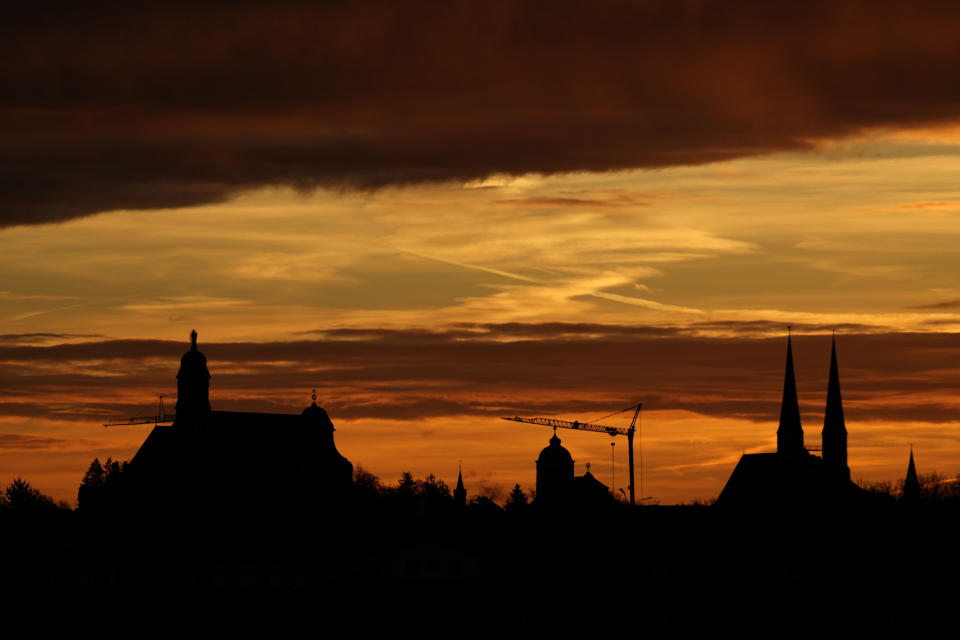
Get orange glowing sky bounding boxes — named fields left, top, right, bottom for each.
left=4, top=2, right=960, bottom=504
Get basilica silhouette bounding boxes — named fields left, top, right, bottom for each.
left=716, top=333, right=863, bottom=508
left=122, top=331, right=353, bottom=512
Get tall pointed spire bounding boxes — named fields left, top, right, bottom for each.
left=777, top=328, right=805, bottom=456
left=454, top=461, right=466, bottom=508
left=903, top=446, right=921, bottom=503
left=822, top=333, right=849, bottom=480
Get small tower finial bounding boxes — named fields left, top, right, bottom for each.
left=190, top=329, right=198, bottom=351
left=788, top=324, right=792, bottom=336
left=311, top=388, right=317, bottom=405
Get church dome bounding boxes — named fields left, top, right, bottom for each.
left=535, top=431, right=575, bottom=505
left=537, top=433, right=573, bottom=466
left=302, top=390, right=334, bottom=431
left=300, top=390, right=352, bottom=489
left=179, top=342, right=208, bottom=368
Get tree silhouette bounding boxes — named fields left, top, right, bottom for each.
left=505, top=483, right=529, bottom=513
left=82, top=458, right=106, bottom=488
left=78, top=456, right=129, bottom=511
left=2, top=477, right=57, bottom=511
left=398, top=471, right=416, bottom=494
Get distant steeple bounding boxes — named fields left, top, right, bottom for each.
left=822, top=333, right=849, bottom=480
left=903, top=446, right=921, bottom=503
left=777, top=329, right=805, bottom=456
left=175, top=329, right=210, bottom=417
left=454, top=462, right=466, bottom=508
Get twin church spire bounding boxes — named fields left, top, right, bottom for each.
left=777, top=331, right=804, bottom=456
left=776, top=330, right=849, bottom=479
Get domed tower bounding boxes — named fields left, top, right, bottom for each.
left=301, top=390, right=353, bottom=489
left=536, top=431, right=574, bottom=504
left=175, top=330, right=210, bottom=418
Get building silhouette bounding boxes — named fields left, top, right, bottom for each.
left=125, top=331, right=353, bottom=512
left=716, top=333, right=862, bottom=508
left=454, top=464, right=466, bottom=508
left=902, top=447, right=921, bottom=503
left=535, top=430, right=612, bottom=507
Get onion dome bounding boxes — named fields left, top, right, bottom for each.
left=301, top=389, right=352, bottom=487
left=537, top=432, right=573, bottom=467
left=535, top=431, right=575, bottom=504
left=302, top=389, right=335, bottom=433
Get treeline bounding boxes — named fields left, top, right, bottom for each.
left=353, top=466, right=534, bottom=516
left=860, top=471, right=960, bottom=504
left=0, top=477, right=70, bottom=512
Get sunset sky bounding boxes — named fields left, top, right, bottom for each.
left=4, top=1, right=960, bottom=505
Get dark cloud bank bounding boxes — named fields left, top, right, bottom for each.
left=5, top=1, right=960, bottom=226
left=2, top=324, right=959, bottom=425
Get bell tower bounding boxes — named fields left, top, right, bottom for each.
left=175, top=329, right=211, bottom=417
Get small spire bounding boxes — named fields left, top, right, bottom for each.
left=904, top=445, right=921, bottom=502
left=455, top=462, right=466, bottom=500
left=190, top=329, right=198, bottom=351
left=311, top=388, right=317, bottom=405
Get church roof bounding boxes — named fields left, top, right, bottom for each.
left=129, top=408, right=353, bottom=510
left=716, top=451, right=863, bottom=509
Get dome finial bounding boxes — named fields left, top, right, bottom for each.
left=190, top=329, right=198, bottom=351
left=311, top=388, right=317, bottom=405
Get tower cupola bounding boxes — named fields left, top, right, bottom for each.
left=175, top=329, right=210, bottom=416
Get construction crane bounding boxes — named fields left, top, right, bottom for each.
left=504, top=403, right=644, bottom=505
left=103, top=395, right=176, bottom=428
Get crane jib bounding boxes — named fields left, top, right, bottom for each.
left=502, top=401, right=642, bottom=506
left=503, top=416, right=631, bottom=436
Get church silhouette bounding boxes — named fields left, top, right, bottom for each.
left=123, top=331, right=353, bottom=513
left=535, top=430, right=613, bottom=507
left=716, top=333, right=863, bottom=508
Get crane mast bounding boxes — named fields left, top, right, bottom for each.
left=504, top=402, right=641, bottom=505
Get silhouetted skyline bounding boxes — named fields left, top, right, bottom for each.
left=5, top=3, right=960, bottom=508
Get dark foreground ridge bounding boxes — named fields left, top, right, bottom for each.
left=4, top=332, right=960, bottom=628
